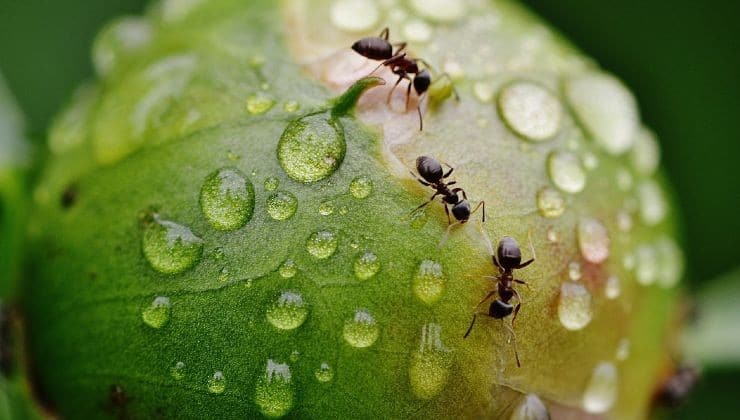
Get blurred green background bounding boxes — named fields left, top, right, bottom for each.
left=0, top=0, right=737, bottom=418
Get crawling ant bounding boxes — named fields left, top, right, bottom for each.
left=463, top=232, right=536, bottom=367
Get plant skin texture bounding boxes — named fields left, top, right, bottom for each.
left=24, top=0, right=685, bottom=418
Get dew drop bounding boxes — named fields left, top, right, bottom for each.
left=171, top=361, right=186, bottom=380
left=473, top=82, right=495, bottom=103
left=410, top=0, right=466, bottom=22
left=616, top=338, right=630, bottom=361
left=264, top=176, right=279, bottom=192
left=318, top=201, right=334, bottom=216
left=558, top=282, right=593, bottom=330
left=200, top=168, right=255, bottom=231
left=277, top=114, right=345, bottom=183
left=142, top=215, right=203, bottom=274
left=536, top=187, right=565, bottom=218
left=412, top=260, right=445, bottom=305
left=207, top=371, right=226, bottom=394
left=577, top=217, right=610, bottom=264
left=547, top=151, right=586, bottom=193
left=314, top=362, right=334, bottom=383
left=635, top=244, right=658, bottom=286
left=266, top=191, right=298, bottom=221
left=279, top=259, right=298, bottom=278
left=403, top=19, right=433, bottom=43
left=255, top=359, right=294, bottom=418
left=349, top=176, right=373, bottom=199
left=266, top=291, right=309, bottom=331
left=93, top=17, right=152, bottom=76
left=631, top=127, right=660, bottom=176
left=409, top=323, right=451, bottom=400
left=605, top=275, right=621, bottom=299
left=637, top=180, right=668, bottom=226
left=330, top=0, right=379, bottom=33
left=354, top=251, right=380, bottom=280
left=283, top=100, right=300, bottom=113
left=498, top=82, right=562, bottom=141
left=546, top=227, right=560, bottom=243
left=582, top=151, right=599, bottom=170
left=343, top=309, right=379, bottom=348
left=582, top=362, right=618, bottom=413
left=568, top=261, right=582, bottom=281
left=306, top=230, right=338, bottom=259
left=510, top=394, right=550, bottom=420
left=142, top=296, right=171, bottom=329
left=246, top=93, right=275, bottom=115
left=655, top=236, right=684, bottom=288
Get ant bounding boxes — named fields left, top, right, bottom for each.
left=351, top=27, right=407, bottom=62
left=463, top=232, right=536, bottom=367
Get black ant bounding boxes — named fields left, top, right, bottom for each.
left=463, top=232, right=536, bottom=367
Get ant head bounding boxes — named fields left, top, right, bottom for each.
left=451, top=200, right=471, bottom=222
left=497, top=236, right=522, bottom=269
left=489, top=299, right=514, bottom=319
left=416, top=155, right=443, bottom=183
left=413, top=69, right=432, bottom=95
left=351, top=36, right=393, bottom=61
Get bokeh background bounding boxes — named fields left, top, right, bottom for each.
left=0, top=0, right=737, bottom=418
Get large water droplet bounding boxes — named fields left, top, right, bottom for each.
left=255, top=359, right=294, bottom=418
left=93, top=17, right=152, bottom=76
left=266, top=291, right=309, bottom=330
left=498, top=82, right=562, bottom=141
left=582, top=362, right=618, bottom=413
left=656, top=236, right=684, bottom=288
left=314, top=362, right=334, bottom=383
left=631, top=127, right=661, bottom=176
left=412, top=260, right=445, bottom=305
left=635, top=244, right=658, bottom=286
left=264, top=176, right=279, bottom=192
left=409, top=323, right=451, bottom=400
left=142, top=296, right=171, bottom=329
left=306, top=230, right=338, bottom=259
left=565, top=73, right=638, bottom=155
left=199, top=168, right=254, bottom=231
left=171, top=361, right=186, bottom=380
left=349, top=176, right=373, bottom=199
left=577, top=217, right=610, bottom=264
left=510, top=394, right=550, bottom=420
left=279, top=259, right=298, bottom=278
left=605, top=275, right=621, bottom=299
left=246, top=93, right=275, bottom=115
left=207, top=371, right=226, bottom=394
left=547, top=151, right=586, bottom=193
left=558, top=282, right=593, bottom=330
left=354, top=251, right=380, bottom=280
left=277, top=114, right=345, bottom=183
left=343, top=309, right=379, bottom=348
left=266, top=191, right=298, bottom=221
left=637, top=180, right=668, bottom=226
left=142, top=215, right=203, bottom=274
left=536, top=187, right=565, bottom=218
left=318, top=201, right=335, bottom=216
left=409, top=0, right=466, bottom=22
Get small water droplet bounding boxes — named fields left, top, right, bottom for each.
left=582, top=151, right=599, bottom=170
left=605, top=275, right=621, bottom=299
left=142, top=215, right=203, bottom=274
left=266, top=291, right=309, bottom=330
left=277, top=114, right=345, bottom=183
left=577, top=217, right=610, bottom=264
left=142, top=296, right=171, bottom=329
left=246, top=93, right=275, bottom=115
left=568, top=261, right=582, bottom=281
left=283, top=100, right=300, bottom=113
left=314, top=362, right=334, bottom=383
left=403, top=19, right=432, bottom=43
left=409, top=323, right=451, bottom=400
left=207, top=371, right=226, bottom=394
left=349, top=176, right=373, bottom=199
left=656, top=236, right=684, bottom=288
left=637, top=180, right=668, bottom=226
left=343, top=309, right=379, bottom=348
left=318, top=201, right=334, bottom=216
left=547, top=151, right=586, bottom=194
left=473, top=82, right=494, bottom=103
left=558, top=282, right=593, bottom=330
left=255, top=359, right=294, bottom=418
left=615, top=338, right=630, bottom=361
left=412, top=260, right=445, bottom=305
left=536, top=187, right=565, bottom=218
left=264, top=176, right=279, bottom=191
left=635, top=244, right=658, bottom=286
left=582, top=362, right=618, bottom=413
left=498, top=82, right=562, bottom=141
left=289, top=350, right=300, bottom=362
left=330, top=0, right=379, bottom=32
left=279, top=259, right=298, bottom=278
left=631, top=127, right=660, bottom=176
left=354, top=251, right=380, bottom=280
left=218, top=267, right=230, bottom=282
left=200, top=168, right=255, bottom=231
left=266, top=191, right=298, bottom=221
left=93, top=17, right=152, bottom=76
left=171, top=361, right=186, bottom=380
left=546, top=227, right=560, bottom=243
left=510, top=394, right=550, bottom=420
left=409, top=0, right=466, bottom=22
left=306, top=230, right=338, bottom=259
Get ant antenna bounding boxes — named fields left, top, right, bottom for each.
left=477, top=222, right=495, bottom=256
left=526, top=228, right=537, bottom=261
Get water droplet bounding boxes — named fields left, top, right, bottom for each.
left=577, top=217, right=610, bottom=264
left=289, top=350, right=300, bottom=362
left=255, top=359, right=294, bottom=418
left=246, top=93, right=275, bottom=115
left=582, top=151, right=599, bottom=170
left=306, top=230, right=338, bottom=259
left=568, top=261, right=582, bottom=281
left=314, top=362, right=334, bottom=383
left=616, top=167, right=633, bottom=191
left=266, top=291, right=309, bottom=331
left=218, top=267, right=230, bottom=282
left=605, top=275, right=621, bottom=299
left=409, top=323, right=451, bottom=400
left=637, top=180, right=667, bottom=226
left=631, top=127, right=660, bottom=175
left=318, top=201, right=334, bottom=216
left=558, top=282, right=593, bottom=330
left=656, top=236, right=684, bottom=288
left=330, top=0, right=379, bottom=32
left=536, top=187, right=565, bottom=218
left=473, top=82, right=494, bottom=103
left=565, top=73, right=638, bottom=155
left=207, top=371, right=226, bottom=394
left=283, top=100, right=300, bottom=113
left=349, top=176, right=373, bottom=199
left=264, top=176, right=279, bottom=191
left=403, top=19, right=432, bottom=43
left=142, top=296, right=171, bottom=329
left=93, top=17, right=152, bottom=76
left=412, top=260, right=445, bottom=305
left=510, top=394, right=550, bottom=420
left=582, top=362, right=618, bottom=413
left=142, top=215, right=203, bottom=274
left=615, top=338, right=630, bottom=361
left=343, top=309, right=379, bottom=348
left=200, top=168, right=255, bottom=231
left=617, top=210, right=633, bottom=232
left=635, top=244, right=658, bottom=286
left=354, top=251, right=380, bottom=280
left=171, top=361, right=186, bottom=380
left=277, top=114, right=345, bottom=183
left=161, top=0, right=207, bottom=22
left=266, top=191, right=298, bottom=221
left=498, top=82, right=562, bottom=141
left=279, top=259, right=298, bottom=278
left=546, top=227, right=560, bottom=243
left=547, top=151, right=586, bottom=193
left=410, top=0, right=466, bottom=22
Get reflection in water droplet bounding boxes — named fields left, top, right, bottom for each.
left=635, top=244, right=658, bottom=286
left=605, top=276, right=621, bottom=299
left=200, top=168, right=255, bottom=231
left=318, top=201, right=334, bottom=216
left=255, top=359, right=294, bottom=418
left=616, top=338, right=630, bottom=361
left=354, top=251, right=380, bottom=280
left=547, top=151, right=586, bottom=193
left=637, top=180, right=667, bottom=226
left=536, top=187, right=565, bottom=218
left=631, top=127, right=660, bottom=176
left=343, top=309, right=379, bottom=348
left=266, top=291, right=309, bottom=330
left=277, top=114, right=345, bottom=183
left=568, top=261, right=582, bottom=281
left=306, top=230, right=338, bottom=259
left=171, top=361, right=186, bottom=380
left=409, top=0, right=466, bottom=22
left=412, top=260, right=445, bottom=305
left=207, top=371, right=226, bottom=394
left=409, top=323, right=451, bottom=400
left=582, top=362, right=618, bottom=413
left=577, top=217, right=610, bottom=264
left=558, top=282, right=593, bottom=330
left=142, top=215, right=203, bottom=274
left=349, top=176, right=373, bottom=199
left=279, top=259, right=298, bottom=278
left=246, top=93, right=275, bottom=115
left=266, top=191, right=298, bottom=221
left=264, top=176, right=279, bottom=191
left=315, top=362, right=334, bottom=383
left=330, top=0, right=379, bottom=32
left=142, top=296, right=171, bottom=329
left=498, top=82, right=562, bottom=141
left=510, top=394, right=550, bottom=420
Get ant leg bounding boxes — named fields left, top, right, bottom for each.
left=446, top=181, right=457, bottom=186
left=411, top=192, right=440, bottom=213
left=405, top=77, right=413, bottom=111
left=413, top=58, right=435, bottom=72
left=436, top=73, right=460, bottom=101
left=438, top=220, right=462, bottom=248
left=387, top=75, right=405, bottom=104
left=474, top=290, right=497, bottom=308
left=514, top=279, right=531, bottom=290
left=392, top=42, right=407, bottom=55
left=367, top=61, right=385, bottom=76
left=416, top=92, right=427, bottom=131
left=442, top=164, right=454, bottom=179
left=463, top=314, right=478, bottom=338
left=515, top=231, right=537, bottom=269
left=469, top=200, right=486, bottom=223
left=511, top=289, right=523, bottom=328
left=444, top=203, right=452, bottom=225
left=409, top=171, right=431, bottom=186
left=502, top=320, right=522, bottom=367
left=379, top=27, right=389, bottom=40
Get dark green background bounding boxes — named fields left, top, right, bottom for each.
left=0, top=0, right=737, bottom=418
